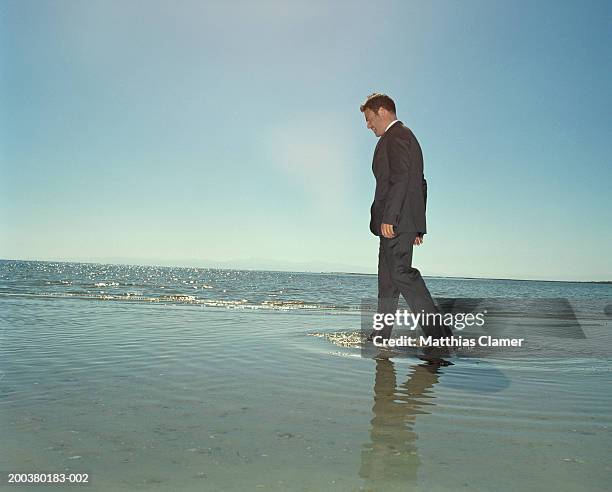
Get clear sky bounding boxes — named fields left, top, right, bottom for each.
left=1, top=0, right=611, bottom=281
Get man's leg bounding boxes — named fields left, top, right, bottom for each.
left=380, top=232, right=453, bottom=342
left=375, top=239, right=400, bottom=343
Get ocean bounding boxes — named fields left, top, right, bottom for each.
left=1, top=259, right=611, bottom=491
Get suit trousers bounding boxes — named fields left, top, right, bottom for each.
left=377, top=232, right=452, bottom=354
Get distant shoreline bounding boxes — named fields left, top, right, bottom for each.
left=1, top=258, right=610, bottom=284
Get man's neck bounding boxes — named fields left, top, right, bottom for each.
left=384, top=118, right=399, bottom=134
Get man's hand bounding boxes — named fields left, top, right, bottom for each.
left=381, top=223, right=396, bottom=239
left=414, top=235, right=424, bottom=246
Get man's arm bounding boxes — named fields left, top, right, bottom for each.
left=381, top=135, right=411, bottom=229
left=414, top=176, right=427, bottom=243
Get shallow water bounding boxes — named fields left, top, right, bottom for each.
left=1, top=261, right=611, bottom=491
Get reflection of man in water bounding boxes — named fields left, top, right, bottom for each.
left=360, top=359, right=440, bottom=489
left=361, top=93, right=452, bottom=364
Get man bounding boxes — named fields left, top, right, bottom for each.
left=360, top=93, right=452, bottom=364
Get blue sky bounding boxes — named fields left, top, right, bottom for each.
left=1, top=0, right=611, bottom=280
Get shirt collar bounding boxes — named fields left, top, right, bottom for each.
left=384, top=119, right=399, bottom=134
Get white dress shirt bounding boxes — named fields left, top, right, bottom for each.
left=384, top=119, right=399, bottom=134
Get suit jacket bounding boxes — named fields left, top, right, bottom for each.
left=369, top=120, right=428, bottom=237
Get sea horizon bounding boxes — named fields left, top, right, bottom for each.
left=1, top=258, right=609, bottom=285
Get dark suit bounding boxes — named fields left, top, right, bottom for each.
left=370, top=121, right=427, bottom=237
left=370, top=121, right=452, bottom=349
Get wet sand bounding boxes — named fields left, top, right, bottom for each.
left=1, top=296, right=611, bottom=491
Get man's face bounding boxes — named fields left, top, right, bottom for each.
left=363, top=108, right=386, bottom=137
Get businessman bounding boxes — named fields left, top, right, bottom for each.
left=361, top=93, right=453, bottom=364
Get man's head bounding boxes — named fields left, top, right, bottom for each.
left=360, top=93, right=397, bottom=137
